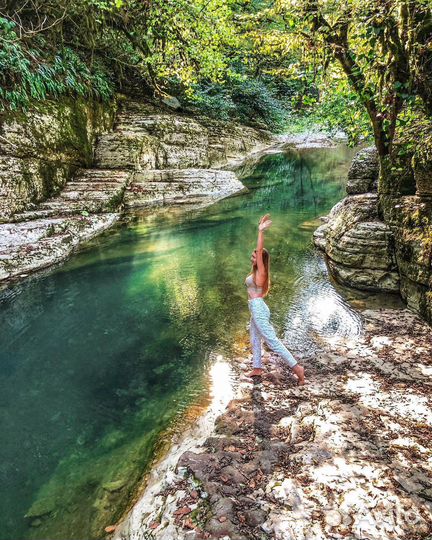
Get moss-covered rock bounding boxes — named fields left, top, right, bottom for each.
left=0, top=156, right=76, bottom=220
left=380, top=195, right=432, bottom=322
left=317, top=140, right=432, bottom=325
left=0, top=97, right=116, bottom=164
left=0, top=97, right=117, bottom=221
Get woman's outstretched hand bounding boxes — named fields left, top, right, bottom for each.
left=258, top=214, right=272, bottom=231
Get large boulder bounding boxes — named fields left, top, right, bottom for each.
left=314, top=193, right=399, bottom=292
left=346, top=146, right=379, bottom=194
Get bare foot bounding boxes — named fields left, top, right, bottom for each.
left=292, top=364, right=306, bottom=386
left=246, top=368, right=264, bottom=377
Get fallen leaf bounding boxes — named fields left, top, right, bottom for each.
left=174, top=506, right=192, bottom=516
left=183, top=517, right=195, bottom=529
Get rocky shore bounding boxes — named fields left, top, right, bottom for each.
left=111, top=304, right=432, bottom=540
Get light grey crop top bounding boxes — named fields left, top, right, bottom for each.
left=245, top=274, right=263, bottom=294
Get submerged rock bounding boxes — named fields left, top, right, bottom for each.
left=103, top=480, right=127, bottom=493
left=24, top=496, right=56, bottom=519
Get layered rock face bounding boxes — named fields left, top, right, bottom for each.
left=95, top=99, right=271, bottom=208
left=0, top=97, right=272, bottom=283
left=315, top=145, right=432, bottom=324
left=0, top=98, right=116, bottom=221
left=380, top=184, right=432, bottom=323
left=124, top=169, right=245, bottom=207
left=314, top=147, right=400, bottom=293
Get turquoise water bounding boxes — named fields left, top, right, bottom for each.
left=0, top=145, right=359, bottom=539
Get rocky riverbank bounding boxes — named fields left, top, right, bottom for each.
left=110, top=305, right=432, bottom=540
left=313, top=145, right=432, bottom=324
left=0, top=97, right=275, bottom=285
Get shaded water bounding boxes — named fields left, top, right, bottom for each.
left=1, top=145, right=372, bottom=539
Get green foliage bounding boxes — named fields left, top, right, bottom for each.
left=0, top=17, right=113, bottom=110
left=276, top=0, right=432, bottom=153
left=395, top=108, right=432, bottom=167
left=1, top=0, right=430, bottom=142
left=187, top=76, right=291, bottom=131
left=303, top=76, right=373, bottom=145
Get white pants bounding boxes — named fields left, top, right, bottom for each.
left=248, top=297, right=297, bottom=369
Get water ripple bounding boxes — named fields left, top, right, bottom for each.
left=283, top=253, right=363, bottom=356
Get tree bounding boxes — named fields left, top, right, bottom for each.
left=278, top=0, right=432, bottom=159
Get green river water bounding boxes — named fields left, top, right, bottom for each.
left=0, top=144, right=379, bottom=539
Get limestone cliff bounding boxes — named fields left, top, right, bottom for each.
left=0, top=96, right=273, bottom=283
left=314, top=145, right=432, bottom=324
left=0, top=97, right=116, bottom=221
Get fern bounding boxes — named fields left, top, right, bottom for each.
left=0, top=17, right=114, bottom=111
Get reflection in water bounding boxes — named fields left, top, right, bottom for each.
left=0, top=144, right=369, bottom=540
left=282, top=255, right=363, bottom=356
left=209, top=355, right=236, bottom=410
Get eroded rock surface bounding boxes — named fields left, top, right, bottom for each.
left=124, top=169, right=244, bottom=208
left=346, top=146, right=379, bottom=194
left=314, top=193, right=399, bottom=292
left=0, top=214, right=118, bottom=281
left=0, top=98, right=272, bottom=283
left=113, top=307, right=432, bottom=540
left=314, top=144, right=432, bottom=323
left=313, top=148, right=399, bottom=292
left=95, top=100, right=272, bottom=172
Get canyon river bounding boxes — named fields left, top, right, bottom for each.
left=0, top=144, right=374, bottom=540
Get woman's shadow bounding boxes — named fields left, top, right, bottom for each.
left=250, top=371, right=273, bottom=443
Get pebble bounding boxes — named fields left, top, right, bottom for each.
left=325, top=510, right=342, bottom=527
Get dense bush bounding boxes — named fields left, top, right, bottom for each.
left=0, top=17, right=113, bottom=110
left=1, top=0, right=429, bottom=141
left=185, top=76, right=294, bottom=132
left=299, top=85, right=373, bottom=145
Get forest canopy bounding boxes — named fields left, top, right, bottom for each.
left=0, top=0, right=431, bottom=145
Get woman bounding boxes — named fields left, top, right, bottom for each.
left=245, top=213, right=305, bottom=385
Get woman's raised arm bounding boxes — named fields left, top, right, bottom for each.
left=255, top=214, right=272, bottom=280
